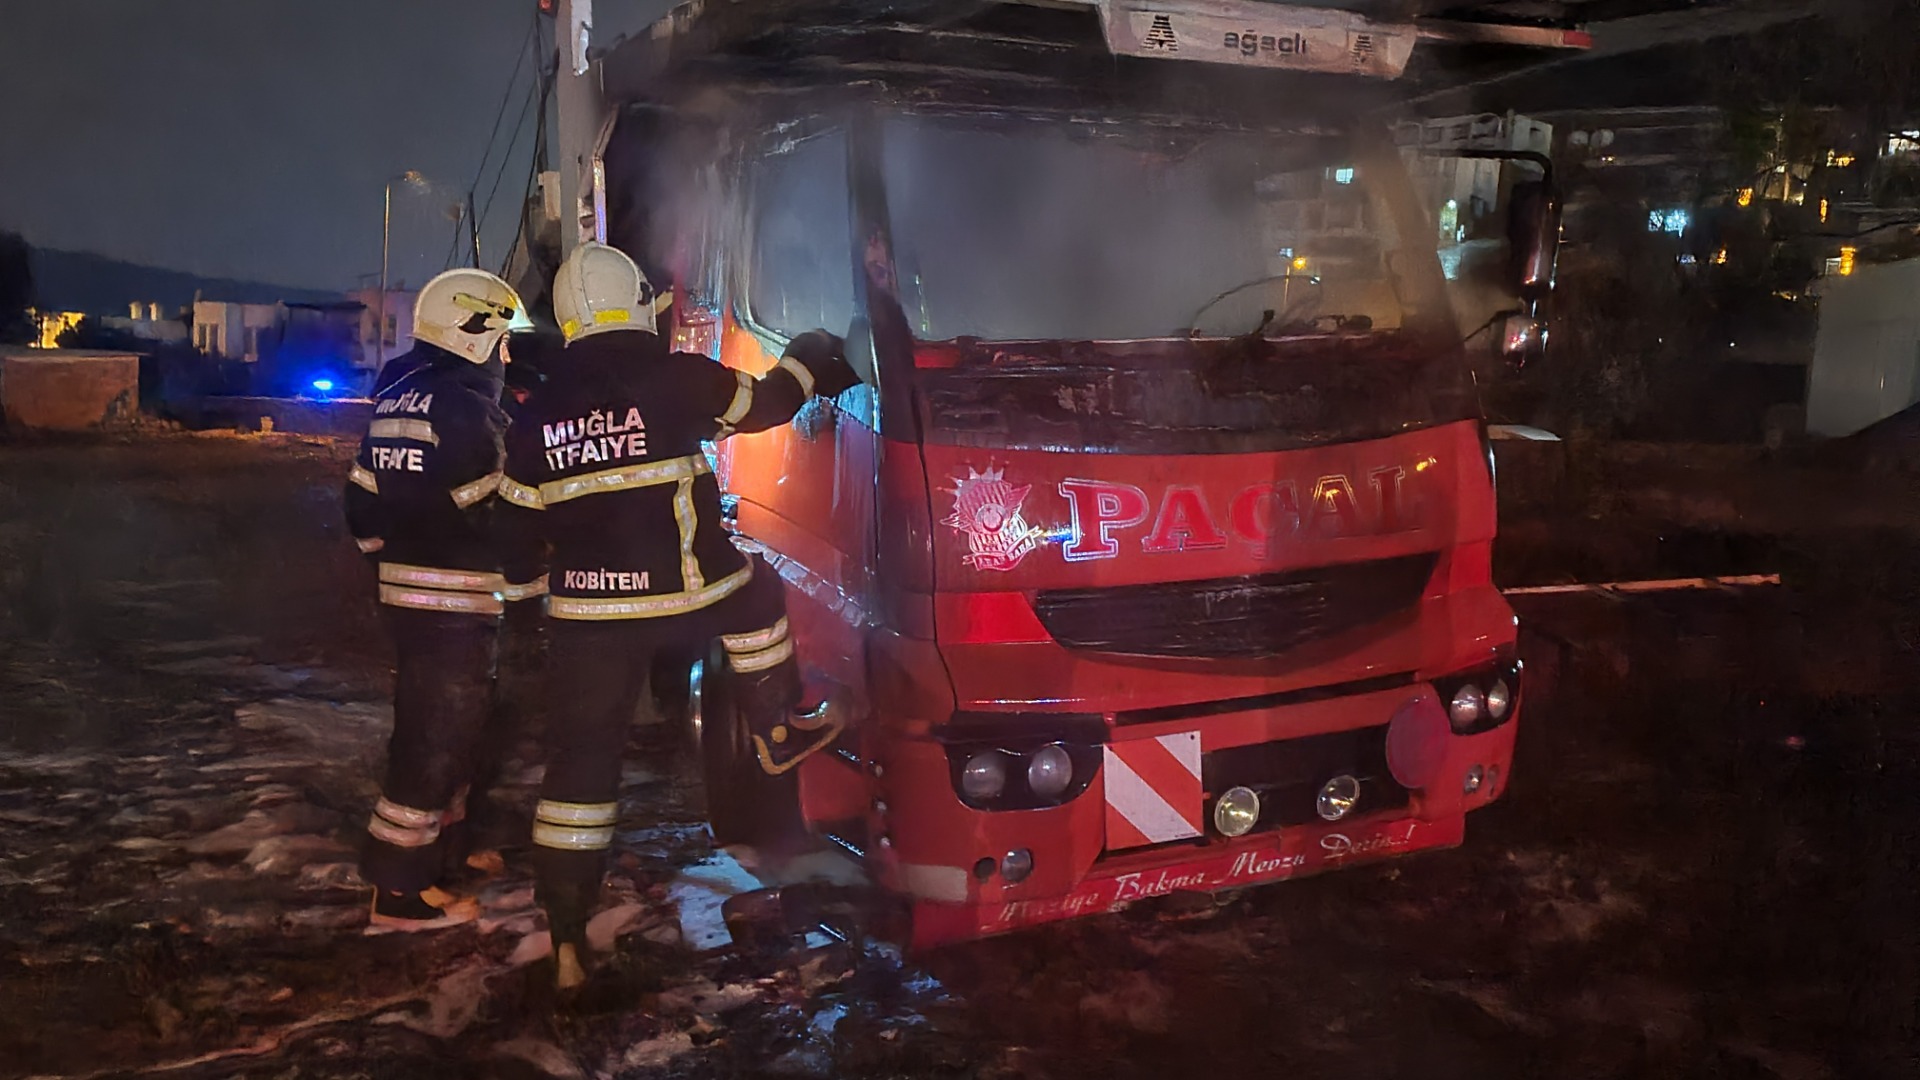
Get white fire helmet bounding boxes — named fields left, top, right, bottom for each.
left=413, top=268, right=529, bottom=364
left=553, top=241, right=669, bottom=343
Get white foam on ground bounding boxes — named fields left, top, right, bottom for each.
left=667, top=852, right=766, bottom=951
left=665, top=844, right=872, bottom=951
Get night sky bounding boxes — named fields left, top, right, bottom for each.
left=1, top=0, right=546, bottom=293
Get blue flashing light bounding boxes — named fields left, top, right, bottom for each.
left=311, top=379, right=335, bottom=393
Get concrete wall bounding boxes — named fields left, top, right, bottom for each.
left=0, top=349, right=140, bottom=433
left=185, top=395, right=374, bottom=437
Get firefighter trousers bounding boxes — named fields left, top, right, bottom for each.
left=360, top=607, right=503, bottom=894
left=532, top=556, right=795, bottom=947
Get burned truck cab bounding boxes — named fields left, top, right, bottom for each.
left=586, top=0, right=1562, bottom=947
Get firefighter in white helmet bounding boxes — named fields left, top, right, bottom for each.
left=496, top=241, right=856, bottom=989
left=345, top=268, right=540, bottom=932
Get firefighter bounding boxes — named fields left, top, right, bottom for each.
left=344, top=268, right=543, bottom=932
left=496, top=241, right=857, bottom=989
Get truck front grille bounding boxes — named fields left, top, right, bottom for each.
left=1031, top=553, right=1437, bottom=660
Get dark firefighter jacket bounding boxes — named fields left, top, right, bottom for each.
left=497, top=329, right=856, bottom=621
left=345, top=343, right=521, bottom=616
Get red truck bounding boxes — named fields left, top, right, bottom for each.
left=569, top=0, right=1562, bottom=948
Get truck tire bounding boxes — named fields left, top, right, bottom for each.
left=697, top=641, right=808, bottom=852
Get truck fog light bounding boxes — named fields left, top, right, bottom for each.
left=1213, top=786, right=1260, bottom=837
left=1316, top=774, right=1360, bottom=821
left=1486, top=679, right=1512, bottom=720
left=1001, top=848, right=1034, bottom=883
left=1449, top=684, right=1486, bottom=731
left=962, top=753, right=1008, bottom=800
left=1463, top=765, right=1486, bottom=794
left=1027, top=744, right=1073, bottom=799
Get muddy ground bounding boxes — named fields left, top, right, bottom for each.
left=0, top=433, right=1915, bottom=1079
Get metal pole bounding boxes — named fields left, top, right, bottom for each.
left=555, top=0, right=606, bottom=258
left=378, top=180, right=392, bottom=370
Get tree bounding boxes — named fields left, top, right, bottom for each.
left=0, top=231, right=33, bottom=346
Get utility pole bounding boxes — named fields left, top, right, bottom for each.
left=378, top=171, right=426, bottom=371
left=379, top=181, right=392, bottom=371
left=468, top=191, right=482, bottom=268
left=555, top=0, right=607, bottom=257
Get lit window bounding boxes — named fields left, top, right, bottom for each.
left=1839, top=246, right=1857, bottom=276
left=1737, top=188, right=1754, bottom=208
left=1332, top=167, right=1355, bottom=185
left=1649, top=208, right=1690, bottom=235
left=1820, top=198, right=1830, bottom=222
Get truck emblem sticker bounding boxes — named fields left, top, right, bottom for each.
left=943, top=466, right=1043, bottom=572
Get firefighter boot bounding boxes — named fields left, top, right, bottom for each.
left=738, top=661, right=848, bottom=776
left=537, top=874, right=595, bottom=992
left=367, top=886, right=482, bottom=934
left=438, top=788, right=507, bottom=884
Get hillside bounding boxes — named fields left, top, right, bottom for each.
left=29, top=248, right=338, bottom=315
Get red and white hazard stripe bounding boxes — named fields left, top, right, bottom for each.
left=1103, top=732, right=1203, bottom=849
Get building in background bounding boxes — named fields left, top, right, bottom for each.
left=191, top=300, right=280, bottom=361
left=346, top=287, right=417, bottom=371
left=101, top=302, right=189, bottom=345
left=260, top=301, right=368, bottom=395
left=1397, top=112, right=1554, bottom=248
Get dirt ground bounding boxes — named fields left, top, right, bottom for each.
left=0, top=433, right=1915, bottom=1079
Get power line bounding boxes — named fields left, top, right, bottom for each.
left=442, top=213, right=463, bottom=271
left=466, top=14, right=538, bottom=209
left=504, top=66, right=556, bottom=281
left=478, top=80, right=539, bottom=246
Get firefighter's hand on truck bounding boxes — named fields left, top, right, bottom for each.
left=783, top=330, right=860, bottom=399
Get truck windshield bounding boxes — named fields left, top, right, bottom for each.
left=882, top=113, right=1447, bottom=342
left=880, top=113, right=1474, bottom=454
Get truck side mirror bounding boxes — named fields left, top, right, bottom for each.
left=1507, top=180, right=1560, bottom=303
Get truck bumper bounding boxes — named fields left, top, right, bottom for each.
left=859, top=684, right=1518, bottom=951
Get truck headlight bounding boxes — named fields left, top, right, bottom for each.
left=1027, top=744, right=1073, bottom=799
left=961, top=752, right=1008, bottom=800
left=1001, top=849, right=1034, bottom=883
left=1316, top=775, right=1360, bottom=821
left=1448, top=684, right=1486, bottom=731
left=1486, top=679, right=1512, bottom=720
left=1213, top=786, right=1261, bottom=837
left=1434, top=657, right=1521, bottom=735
